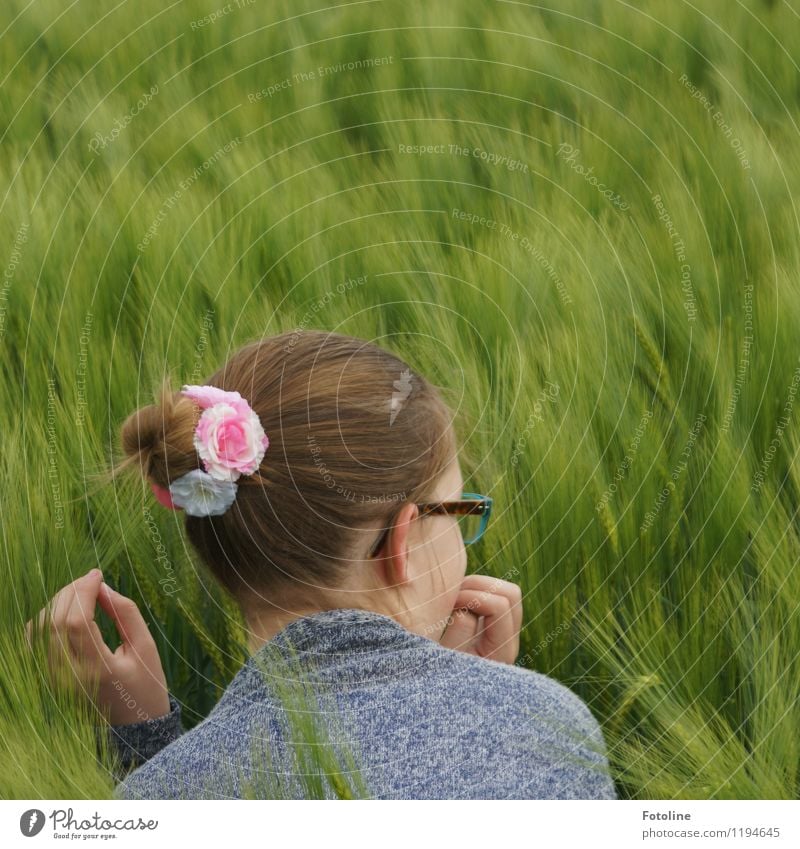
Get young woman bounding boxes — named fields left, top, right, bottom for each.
left=29, top=330, right=616, bottom=799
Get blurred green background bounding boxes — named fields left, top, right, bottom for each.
left=1, top=0, right=799, bottom=799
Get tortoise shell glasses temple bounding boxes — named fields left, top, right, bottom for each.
left=367, top=493, right=493, bottom=557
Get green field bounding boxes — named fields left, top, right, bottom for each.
left=2, top=0, right=799, bottom=799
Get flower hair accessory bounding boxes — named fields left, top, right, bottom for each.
left=149, top=384, right=269, bottom=517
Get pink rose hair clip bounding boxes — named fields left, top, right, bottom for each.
left=150, top=384, right=269, bottom=517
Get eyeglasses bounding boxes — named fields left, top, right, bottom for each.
left=368, top=491, right=493, bottom=557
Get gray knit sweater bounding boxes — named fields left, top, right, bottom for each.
left=109, top=608, right=617, bottom=800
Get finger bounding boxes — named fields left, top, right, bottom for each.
left=64, top=572, right=114, bottom=666
left=44, top=581, right=80, bottom=631
left=28, top=572, right=93, bottom=657
left=37, top=569, right=100, bottom=633
left=452, top=586, right=517, bottom=660
left=24, top=617, right=47, bottom=651
left=63, top=635, right=113, bottom=694
left=97, top=583, right=154, bottom=650
left=492, top=580, right=523, bottom=637
left=439, top=607, right=481, bottom=650
left=460, top=573, right=520, bottom=602
left=68, top=569, right=105, bottom=620
left=460, top=574, right=523, bottom=638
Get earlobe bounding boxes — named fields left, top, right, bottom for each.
left=391, top=553, right=410, bottom=586
left=399, top=540, right=413, bottom=584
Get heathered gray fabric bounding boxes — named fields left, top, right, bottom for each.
left=110, top=607, right=617, bottom=799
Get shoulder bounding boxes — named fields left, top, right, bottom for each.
left=114, top=722, right=214, bottom=799
left=505, top=659, right=607, bottom=746
left=429, top=639, right=598, bottom=726
left=424, top=644, right=616, bottom=798
left=115, top=702, right=282, bottom=800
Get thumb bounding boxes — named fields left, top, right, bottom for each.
left=97, top=583, right=153, bottom=649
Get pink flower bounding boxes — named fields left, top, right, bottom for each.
left=181, top=384, right=269, bottom=481
left=180, top=385, right=245, bottom=411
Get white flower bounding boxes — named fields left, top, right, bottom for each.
left=168, top=469, right=238, bottom=517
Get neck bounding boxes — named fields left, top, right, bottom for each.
left=244, top=605, right=326, bottom=653
left=243, top=596, right=406, bottom=654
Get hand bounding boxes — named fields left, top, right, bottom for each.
left=25, top=568, right=170, bottom=726
left=438, top=573, right=523, bottom=664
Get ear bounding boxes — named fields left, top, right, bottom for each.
left=375, top=502, right=419, bottom=587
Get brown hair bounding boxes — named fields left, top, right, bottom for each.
left=110, top=330, right=458, bottom=612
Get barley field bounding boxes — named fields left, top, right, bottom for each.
left=1, top=0, right=799, bottom=800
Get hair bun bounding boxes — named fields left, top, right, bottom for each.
left=118, top=378, right=199, bottom=489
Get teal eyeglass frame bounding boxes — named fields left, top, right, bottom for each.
left=368, top=491, right=494, bottom=557
left=455, top=491, right=494, bottom=544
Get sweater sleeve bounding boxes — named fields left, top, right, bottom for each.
left=537, top=686, right=618, bottom=799
left=508, top=670, right=618, bottom=800
left=566, top=697, right=618, bottom=799
left=104, top=694, right=185, bottom=775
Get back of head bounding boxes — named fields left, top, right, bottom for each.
left=114, top=330, right=456, bottom=612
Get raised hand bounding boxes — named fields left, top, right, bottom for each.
left=25, top=569, right=170, bottom=725
left=438, top=573, right=523, bottom=664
